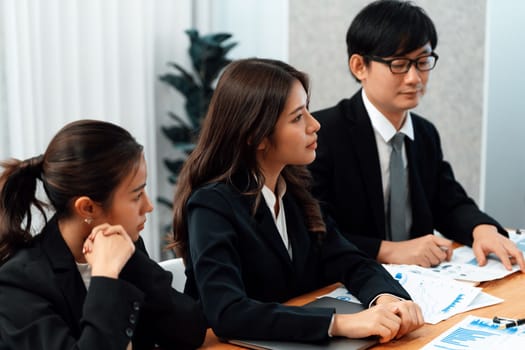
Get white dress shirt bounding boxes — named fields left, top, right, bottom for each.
left=76, top=261, right=92, bottom=290
left=362, top=89, right=413, bottom=237
left=261, top=177, right=292, bottom=259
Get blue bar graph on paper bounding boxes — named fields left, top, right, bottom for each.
left=424, top=317, right=523, bottom=349
left=469, top=318, right=517, bottom=335
left=441, top=294, right=464, bottom=313
left=441, top=327, right=498, bottom=346
left=438, top=318, right=517, bottom=347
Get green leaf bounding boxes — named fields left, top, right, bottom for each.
left=168, top=175, right=178, bottom=185
left=167, top=111, right=192, bottom=128
left=157, top=196, right=174, bottom=209
left=221, top=42, right=238, bottom=56
left=205, top=33, right=233, bottom=44
left=186, top=30, right=237, bottom=85
left=164, top=159, right=186, bottom=175
left=185, top=28, right=199, bottom=41
left=159, top=73, right=200, bottom=98
left=166, top=62, right=192, bottom=79
left=161, top=125, right=192, bottom=144
left=201, top=58, right=233, bottom=86
left=158, top=28, right=237, bottom=195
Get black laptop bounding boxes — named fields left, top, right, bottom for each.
left=226, top=297, right=378, bottom=350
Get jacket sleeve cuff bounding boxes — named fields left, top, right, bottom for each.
left=368, top=293, right=405, bottom=308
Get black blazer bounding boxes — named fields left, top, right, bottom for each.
left=309, top=90, right=506, bottom=259
left=184, top=180, right=410, bottom=342
left=0, top=216, right=206, bottom=350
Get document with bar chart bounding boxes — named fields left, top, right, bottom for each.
left=422, top=315, right=525, bottom=349
left=320, top=265, right=502, bottom=324
left=427, top=229, right=525, bottom=283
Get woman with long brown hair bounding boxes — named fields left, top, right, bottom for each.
left=0, top=120, right=206, bottom=350
left=171, top=58, right=423, bottom=344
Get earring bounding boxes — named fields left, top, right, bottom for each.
left=84, top=218, right=93, bottom=225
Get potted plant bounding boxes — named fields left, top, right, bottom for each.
left=158, top=29, right=237, bottom=251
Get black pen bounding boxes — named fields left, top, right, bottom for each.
left=493, top=316, right=525, bottom=329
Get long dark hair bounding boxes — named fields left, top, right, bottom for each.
left=171, top=58, right=326, bottom=259
left=0, top=119, right=143, bottom=263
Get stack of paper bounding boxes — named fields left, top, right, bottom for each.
left=383, top=265, right=502, bottom=324
left=320, top=265, right=502, bottom=324
left=320, top=230, right=525, bottom=324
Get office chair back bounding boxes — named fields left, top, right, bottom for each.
left=158, top=257, right=186, bottom=292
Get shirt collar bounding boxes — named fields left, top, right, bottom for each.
left=361, top=89, right=414, bottom=143
left=261, top=176, right=287, bottom=213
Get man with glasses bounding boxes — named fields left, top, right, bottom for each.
left=310, top=0, right=525, bottom=271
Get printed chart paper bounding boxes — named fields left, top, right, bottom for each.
left=427, top=229, right=525, bottom=282
left=421, top=315, right=525, bottom=349
left=320, top=265, right=502, bottom=324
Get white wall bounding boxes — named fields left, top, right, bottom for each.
left=483, top=0, right=525, bottom=228
left=208, top=0, right=288, bottom=61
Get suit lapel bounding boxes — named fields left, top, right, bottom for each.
left=282, top=194, right=310, bottom=277
left=253, top=199, right=294, bottom=272
left=345, top=93, right=387, bottom=237
left=41, top=218, right=87, bottom=335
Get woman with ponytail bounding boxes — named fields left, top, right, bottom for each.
left=0, top=120, right=206, bottom=350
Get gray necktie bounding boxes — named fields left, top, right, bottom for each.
left=389, top=133, right=408, bottom=241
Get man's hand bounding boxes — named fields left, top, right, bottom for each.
left=472, top=224, right=525, bottom=272
left=377, top=234, right=453, bottom=267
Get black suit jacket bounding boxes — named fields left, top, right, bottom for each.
left=309, top=90, right=506, bottom=259
left=184, top=180, right=410, bottom=342
left=0, top=217, right=206, bottom=350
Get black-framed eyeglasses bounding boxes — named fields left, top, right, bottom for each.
left=365, top=52, right=439, bottom=74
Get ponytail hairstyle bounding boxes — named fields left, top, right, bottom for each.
left=171, top=58, right=326, bottom=260
left=0, top=156, right=46, bottom=262
left=0, top=119, right=143, bottom=264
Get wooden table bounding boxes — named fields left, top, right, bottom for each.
left=199, top=271, right=525, bottom=349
